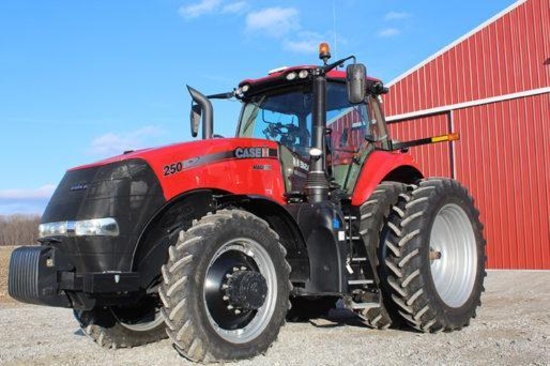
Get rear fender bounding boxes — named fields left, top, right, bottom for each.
left=351, top=151, right=423, bottom=206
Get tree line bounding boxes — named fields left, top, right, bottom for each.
left=0, top=214, right=41, bottom=246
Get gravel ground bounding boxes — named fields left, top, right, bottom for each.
left=0, top=271, right=549, bottom=366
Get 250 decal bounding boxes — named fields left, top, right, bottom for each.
left=163, top=162, right=183, bottom=176
left=162, top=157, right=200, bottom=176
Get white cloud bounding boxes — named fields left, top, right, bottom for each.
left=0, top=185, right=56, bottom=200
left=284, top=31, right=326, bottom=54
left=385, top=11, right=411, bottom=21
left=0, top=202, right=48, bottom=215
left=178, top=0, right=222, bottom=19
left=88, top=126, right=165, bottom=158
left=378, top=28, right=400, bottom=38
left=0, top=185, right=56, bottom=214
left=222, top=1, right=247, bottom=14
left=245, top=7, right=299, bottom=38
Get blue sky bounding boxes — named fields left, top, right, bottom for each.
left=0, top=0, right=516, bottom=215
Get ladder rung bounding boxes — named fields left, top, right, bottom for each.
left=348, top=279, right=374, bottom=285
left=349, top=302, right=379, bottom=310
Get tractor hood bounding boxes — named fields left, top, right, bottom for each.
left=67, top=137, right=281, bottom=201
left=40, top=137, right=282, bottom=273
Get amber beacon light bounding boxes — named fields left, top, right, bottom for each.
left=319, top=42, right=331, bottom=64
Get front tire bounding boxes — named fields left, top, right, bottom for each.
left=75, top=295, right=166, bottom=348
left=159, top=209, right=291, bottom=363
left=385, top=179, right=486, bottom=332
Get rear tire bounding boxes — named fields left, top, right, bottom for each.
left=385, top=178, right=486, bottom=332
left=358, top=181, right=407, bottom=329
left=75, top=295, right=166, bottom=348
left=159, top=209, right=291, bottom=363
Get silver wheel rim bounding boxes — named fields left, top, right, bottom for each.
left=118, top=308, right=164, bottom=332
left=203, top=238, right=278, bottom=344
left=430, top=203, right=477, bottom=308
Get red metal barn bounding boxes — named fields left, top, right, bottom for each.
left=384, top=0, right=550, bottom=269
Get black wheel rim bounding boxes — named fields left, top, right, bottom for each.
left=203, top=238, right=278, bottom=344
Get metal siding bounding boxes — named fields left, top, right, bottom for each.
left=385, top=0, right=550, bottom=116
left=453, top=94, right=550, bottom=269
left=387, top=114, right=451, bottom=178
left=386, top=0, right=550, bottom=268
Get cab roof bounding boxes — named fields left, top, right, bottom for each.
left=237, top=65, right=382, bottom=99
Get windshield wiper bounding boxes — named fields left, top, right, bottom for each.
left=241, top=96, right=266, bottom=135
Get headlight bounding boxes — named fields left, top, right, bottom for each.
left=235, top=84, right=250, bottom=98
left=39, top=218, right=119, bottom=238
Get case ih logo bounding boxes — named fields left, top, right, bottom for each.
left=234, top=147, right=270, bottom=159
left=70, top=182, right=88, bottom=191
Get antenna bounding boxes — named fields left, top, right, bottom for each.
left=332, top=0, right=337, bottom=60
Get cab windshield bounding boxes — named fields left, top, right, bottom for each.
left=237, top=81, right=388, bottom=191
left=237, top=82, right=388, bottom=158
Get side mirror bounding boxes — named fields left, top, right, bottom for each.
left=190, top=104, right=201, bottom=138
left=346, top=63, right=366, bottom=104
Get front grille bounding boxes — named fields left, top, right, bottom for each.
left=40, top=159, right=165, bottom=272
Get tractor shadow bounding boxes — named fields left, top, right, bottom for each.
left=291, top=305, right=419, bottom=333
left=309, top=307, right=366, bottom=328
left=286, top=303, right=374, bottom=329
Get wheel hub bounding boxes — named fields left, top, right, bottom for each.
left=429, top=249, right=442, bottom=261
left=225, top=270, right=268, bottom=310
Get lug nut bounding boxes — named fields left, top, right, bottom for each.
left=235, top=309, right=241, bottom=315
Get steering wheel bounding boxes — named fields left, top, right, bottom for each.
left=262, top=122, right=306, bottom=145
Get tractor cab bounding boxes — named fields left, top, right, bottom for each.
left=235, top=65, right=390, bottom=194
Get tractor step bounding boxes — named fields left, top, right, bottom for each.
left=347, top=302, right=379, bottom=310
left=342, top=292, right=381, bottom=310
left=348, top=279, right=374, bottom=285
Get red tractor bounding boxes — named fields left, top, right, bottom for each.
left=9, top=44, right=485, bottom=363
